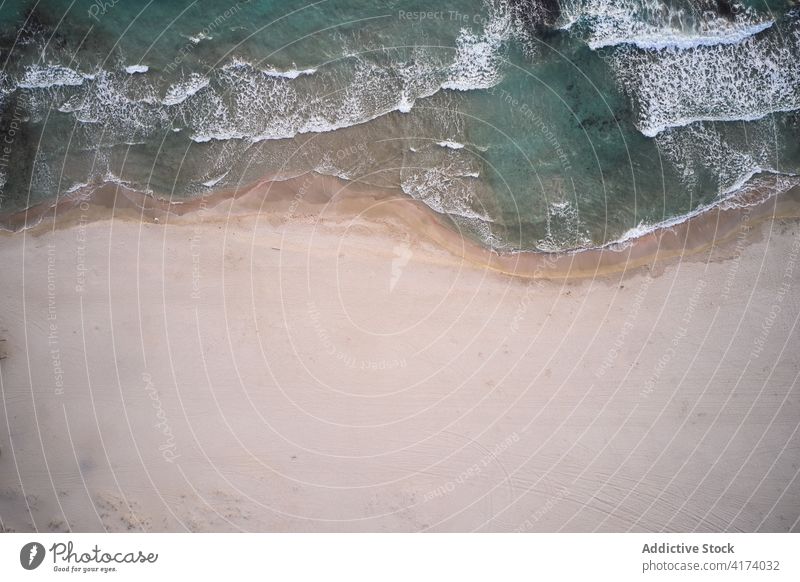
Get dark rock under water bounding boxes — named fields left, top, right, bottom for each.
left=715, top=0, right=737, bottom=21
left=0, top=92, right=36, bottom=209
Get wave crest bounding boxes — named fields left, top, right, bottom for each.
left=560, top=0, right=774, bottom=50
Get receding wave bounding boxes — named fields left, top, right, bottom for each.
left=606, top=171, right=800, bottom=251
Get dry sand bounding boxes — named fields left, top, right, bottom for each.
left=1, top=179, right=799, bottom=532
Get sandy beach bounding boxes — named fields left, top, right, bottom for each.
left=1, top=179, right=799, bottom=532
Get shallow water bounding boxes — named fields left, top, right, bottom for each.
left=0, top=0, right=798, bottom=250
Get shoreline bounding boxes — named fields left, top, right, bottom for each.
left=1, top=171, right=798, bottom=531
left=3, top=172, right=800, bottom=281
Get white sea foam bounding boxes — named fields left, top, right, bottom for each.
left=400, top=166, right=490, bottom=221
left=560, top=0, right=773, bottom=50
left=437, top=140, right=465, bottom=150
left=162, top=74, right=210, bottom=106
left=67, top=71, right=171, bottom=142
left=18, top=65, right=87, bottom=89
left=655, top=120, right=772, bottom=194
left=187, top=12, right=510, bottom=143
left=536, top=199, right=592, bottom=251
left=64, top=181, right=91, bottom=194
left=124, top=65, right=149, bottom=74
left=22, top=19, right=505, bottom=148
left=57, top=94, right=83, bottom=113
left=89, top=170, right=154, bottom=196
left=607, top=172, right=800, bottom=250
left=202, top=171, right=229, bottom=188
left=611, top=22, right=800, bottom=137
left=191, top=130, right=247, bottom=143
left=397, top=95, right=414, bottom=113
left=589, top=20, right=772, bottom=50
left=262, top=67, right=317, bottom=79
left=442, top=9, right=510, bottom=91
left=187, top=31, right=212, bottom=44
left=191, top=55, right=445, bottom=143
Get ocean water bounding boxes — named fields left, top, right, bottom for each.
left=0, top=0, right=798, bottom=250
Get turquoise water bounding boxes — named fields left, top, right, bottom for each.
left=0, top=0, right=798, bottom=250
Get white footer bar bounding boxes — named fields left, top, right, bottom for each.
left=1, top=533, right=797, bottom=581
